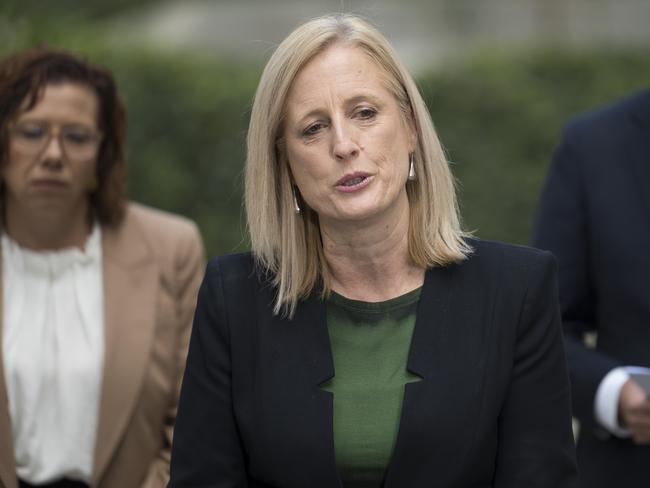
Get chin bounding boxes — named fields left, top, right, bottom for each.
left=332, top=205, right=387, bottom=224
left=27, top=196, right=79, bottom=215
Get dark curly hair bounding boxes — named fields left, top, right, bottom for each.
left=0, top=46, right=127, bottom=226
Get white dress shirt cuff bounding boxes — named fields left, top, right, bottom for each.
left=594, top=367, right=631, bottom=437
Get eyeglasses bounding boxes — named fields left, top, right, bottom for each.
left=10, top=121, right=103, bottom=161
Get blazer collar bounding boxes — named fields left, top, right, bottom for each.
left=385, top=263, right=456, bottom=486
left=260, top=288, right=341, bottom=487
left=92, top=213, right=159, bottom=484
left=387, top=257, right=503, bottom=486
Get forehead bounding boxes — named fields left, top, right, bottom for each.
left=285, top=44, right=395, bottom=112
left=17, top=82, right=99, bottom=125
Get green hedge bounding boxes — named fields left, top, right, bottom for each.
left=422, top=49, right=650, bottom=245
left=107, top=52, right=260, bottom=255
left=2, top=30, right=649, bottom=255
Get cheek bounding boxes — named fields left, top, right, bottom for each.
left=1, top=154, right=29, bottom=189
left=291, top=165, right=322, bottom=203
left=369, top=137, right=406, bottom=176
left=77, top=159, right=99, bottom=188
left=287, top=147, right=328, bottom=188
left=384, top=129, right=412, bottom=175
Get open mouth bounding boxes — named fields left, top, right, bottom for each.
left=335, top=173, right=373, bottom=192
left=341, top=176, right=366, bottom=187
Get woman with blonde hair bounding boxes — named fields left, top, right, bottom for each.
left=170, top=14, right=578, bottom=487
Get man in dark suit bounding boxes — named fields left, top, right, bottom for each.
left=533, top=89, right=650, bottom=487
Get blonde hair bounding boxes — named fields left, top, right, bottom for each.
left=245, top=13, right=472, bottom=316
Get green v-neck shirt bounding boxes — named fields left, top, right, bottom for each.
left=321, top=287, right=422, bottom=487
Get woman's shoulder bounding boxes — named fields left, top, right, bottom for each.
left=199, top=254, right=277, bottom=322
left=444, top=239, right=559, bottom=328
left=104, top=201, right=204, bottom=269
left=124, top=201, right=201, bottom=239
left=457, top=237, right=556, bottom=281
left=466, top=237, right=554, bottom=263
left=121, top=202, right=203, bottom=252
left=206, top=252, right=255, bottom=277
left=205, top=252, right=274, bottom=290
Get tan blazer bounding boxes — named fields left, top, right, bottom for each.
left=0, top=203, right=205, bottom=488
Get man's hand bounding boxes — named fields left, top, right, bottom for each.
left=619, top=378, right=650, bottom=444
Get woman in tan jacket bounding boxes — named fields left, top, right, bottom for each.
left=0, top=47, right=204, bottom=488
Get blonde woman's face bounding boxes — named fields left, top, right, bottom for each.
left=283, top=45, right=415, bottom=227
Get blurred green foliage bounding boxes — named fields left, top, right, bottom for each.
left=421, top=49, right=650, bottom=244
left=108, top=53, right=260, bottom=255
left=1, top=7, right=649, bottom=255
left=1, top=0, right=159, bottom=20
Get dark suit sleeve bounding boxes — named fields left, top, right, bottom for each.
left=169, top=259, right=247, bottom=487
left=494, top=252, right=579, bottom=487
left=532, top=131, right=620, bottom=421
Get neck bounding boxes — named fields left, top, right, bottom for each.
left=320, top=193, right=424, bottom=301
left=4, top=199, right=92, bottom=251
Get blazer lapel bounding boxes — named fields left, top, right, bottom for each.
left=277, top=264, right=488, bottom=487
left=628, top=92, right=650, bottom=224
left=291, top=294, right=340, bottom=487
left=383, top=264, right=454, bottom=486
left=262, top=290, right=341, bottom=487
left=0, top=252, right=18, bottom=488
left=92, top=218, right=158, bottom=484
left=384, top=261, right=492, bottom=486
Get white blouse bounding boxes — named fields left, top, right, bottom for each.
left=2, top=226, right=104, bottom=484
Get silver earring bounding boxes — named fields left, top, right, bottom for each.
left=293, top=187, right=301, bottom=214
left=408, top=153, right=416, bottom=181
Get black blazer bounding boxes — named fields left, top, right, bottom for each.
left=169, top=239, right=577, bottom=487
left=533, top=89, right=650, bottom=487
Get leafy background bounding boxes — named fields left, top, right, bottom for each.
left=2, top=1, right=649, bottom=257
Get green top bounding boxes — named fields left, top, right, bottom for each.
left=321, top=287, right=422, bottom=488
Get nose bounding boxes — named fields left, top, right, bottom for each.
left=41, top=133, right=64, bottom=165
left=332, top=121, right=360, bottom=162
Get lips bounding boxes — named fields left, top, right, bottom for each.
left=31, top=179, right=68, bottom=188
left=335, top=172, right=373, bottom=193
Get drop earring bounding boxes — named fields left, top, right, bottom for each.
left=408, top=153, right=416, bottom=181
left=293, top=187, right=301, bottom=214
